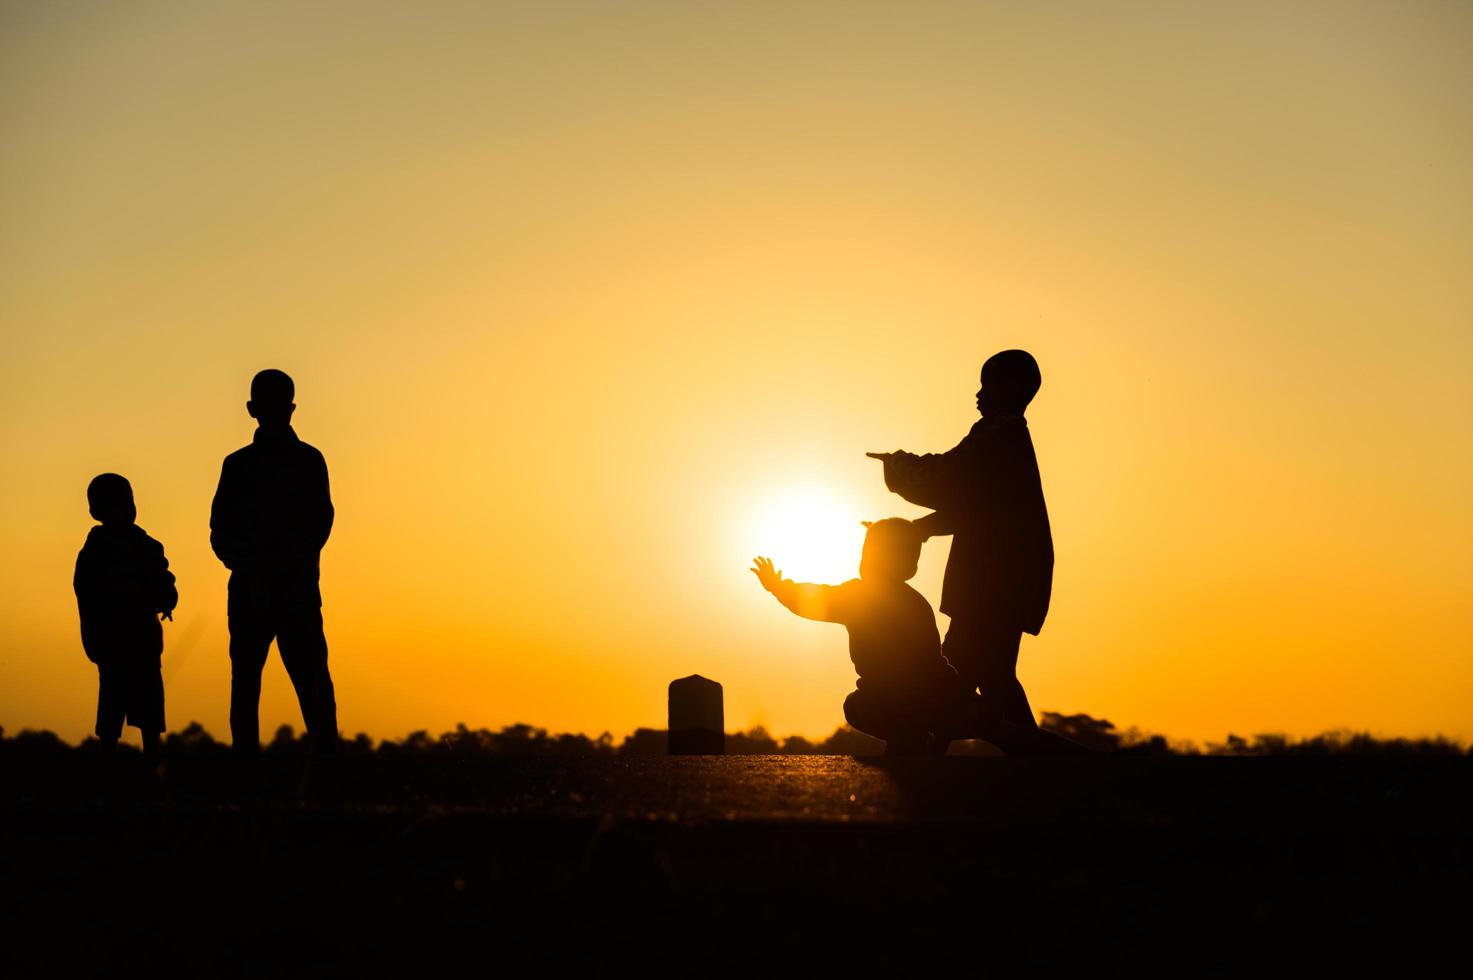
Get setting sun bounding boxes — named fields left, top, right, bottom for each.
left=749, top=488, right=867, bottom=585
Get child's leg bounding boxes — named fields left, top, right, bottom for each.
left=977, top=632, right=1036, bottom=730
left=139, top=665, right=164, bottom=755
left=117, top=661, right=164, bottom=755
left=228, top=617, right=274, bottom=752
left=951, top=622, right=1035, bottom=729
left=277, top=607, right=338, bottom=753
left=846, top=689, right=941, bottom=756
left=95, top=664, right=125, bottom=750
left=843, top=689, right=891, bottom=742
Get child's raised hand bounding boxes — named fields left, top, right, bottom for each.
left=750, top=556, right=783, bottom=592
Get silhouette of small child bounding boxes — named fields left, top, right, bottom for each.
left=74, top=474, right=177, bottom=754
left=752, top=518, right=959, bottom=755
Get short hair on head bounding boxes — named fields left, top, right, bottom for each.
left=86, top=473, right=133, bottom=511
left=982, top=349, right=1041, bottom=408
left=251, top=369, right=295, bottom=405
left=861, top=517, right=923, bottom=581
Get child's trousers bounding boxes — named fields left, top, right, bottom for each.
left=228, top=604, right=338, bottom=752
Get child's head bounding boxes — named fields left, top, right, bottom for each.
left=87, top=473, right=136, bottom=526
left=976, top=349, right=1041, bottom=416
left=247, top=368, right=296, bottom=428
left=859, top=518, right=923, bottom=582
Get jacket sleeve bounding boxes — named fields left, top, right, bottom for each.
left=881, top=429, right=979, bottom=511
left=912, top=511, right=956, bottom=540
left=153, top=540, right=178, bottom=615
left=768, top=579, right=857, bottom=624
left=73, top=548, right=100, bottom=663
left=311, top=450, right=334, bottom=552
left=209, top=457, right=246, bottom=570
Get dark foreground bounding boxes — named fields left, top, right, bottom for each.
left=2, top=754, right=1468, bottom=976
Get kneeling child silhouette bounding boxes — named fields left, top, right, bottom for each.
left=751, top=518, right=958, bottom=756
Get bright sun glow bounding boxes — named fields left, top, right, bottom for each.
left=750, top=488, right=867, bottom=585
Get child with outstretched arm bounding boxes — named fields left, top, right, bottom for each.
left=751, top=518, right=960, bottom=756
left=865, top=350, right=1089, bottom=755
left=74, top=474, right=177, bottom=754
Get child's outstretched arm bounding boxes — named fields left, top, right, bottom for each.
left=751, top=557, right=849, bottom=623
left=868, top=429, right=983, bottom=510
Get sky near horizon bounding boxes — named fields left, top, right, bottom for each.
left=2, top=1, right=1470, bottom=746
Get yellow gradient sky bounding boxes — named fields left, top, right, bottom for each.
left=3, top=1, right=1471, bottom=745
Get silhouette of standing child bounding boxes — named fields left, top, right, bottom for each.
left=211, top=369, right=338, bottom=753
left=73, top=474, right=177, bottom=754
left=752, top=518, right=959, bottom=755
left=869, top=350, right=1085, bottom=754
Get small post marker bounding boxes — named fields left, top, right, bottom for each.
left=668, top=675, right=724, bottom=755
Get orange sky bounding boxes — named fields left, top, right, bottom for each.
left=3, top=1, right=1470, bottom=746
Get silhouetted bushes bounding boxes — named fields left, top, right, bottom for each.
left=1039, top=713, right=1177, bottom=755
left=1040, top=712, right=1124, bottom=752
left=165, top=721, right=228, bottom=754
left=1, top=728, right=68, bottom=754
left=619, top=728, right=667, bottom=755
left=0, top=717, right=1466, bottom=756
left=1207, top=730, right=1467, bottom=756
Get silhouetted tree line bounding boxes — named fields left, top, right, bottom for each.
left=1203, top=730, right=1467, bottom=756
left=1, top=716, right=1466, bottom=756
left=1034, top=713, right=1468, bottom=756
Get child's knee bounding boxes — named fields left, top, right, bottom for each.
left=843, top=691, right=884, bottom=738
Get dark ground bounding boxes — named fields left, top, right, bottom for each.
left=2, top=754, right=1468, bottom=977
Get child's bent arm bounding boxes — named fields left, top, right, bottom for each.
left=152, top=539, right=179, bottom=617
left=913, top=511, right=956, bottom=540
left=209, top=467, right=244, bottom=568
